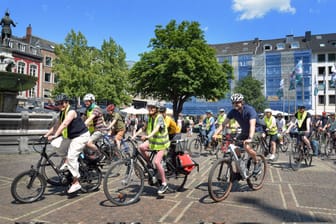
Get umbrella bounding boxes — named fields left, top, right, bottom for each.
left=120, top=106, right=138, bottom=114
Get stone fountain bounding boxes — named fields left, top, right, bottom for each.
left=0, top=51, right=37, bottom=112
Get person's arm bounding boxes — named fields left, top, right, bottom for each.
left=213, top=118, right=230, bottom=139
left=48, top=110, right=76, bottom=140
left=84, top=112, right=96, bottom=127
left=44, top=119, right=60, bottom=137
left=247, top=118, right=256, bottom=140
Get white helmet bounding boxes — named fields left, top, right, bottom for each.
left=83, top=93, right=95, bottom=101
left=231, top=93, right=244, bottom=103
left=264, top=108, right=272, bottom=114
left=147, top=101, right=160, bottom=108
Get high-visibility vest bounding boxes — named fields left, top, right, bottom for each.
left=264, top=116, right=277, bottom=135
left=60, top=105, right=70, bottom=138
left=147, top=114, right=170, bottom=150
left=86, top=104, right=99, bottom=134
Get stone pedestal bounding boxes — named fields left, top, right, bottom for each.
left=0, top=91, right=17, bottom=112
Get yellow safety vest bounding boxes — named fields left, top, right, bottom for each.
left=264, top=116, right=277, bottom=135
left=86, top=104, right=99, bottom=134
left=60, top=105, right=70, bottom=138
left=147, top=114, right=170, bottom=150
left=297, top=111, right=307, bottom=128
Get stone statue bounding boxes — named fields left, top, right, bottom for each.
left=0, top=10, right=16, bottom=45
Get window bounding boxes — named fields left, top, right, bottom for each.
left=44, top=73, right=51, bottom=82
left=29, top=65, right=37, bottom=77
left=318, top=95, right=325, bottom=105
left=45, top=56, right=52, bottom=67
left=276, top=43, right=285, bottom=50
left=328, top=53, right=336, bottom=62
left=318, top=54, right=326, bottom=63
left=329, top=95, right=335, bottom=105
left=43, top=89, right=51, bottom=98
left=318, top=66, right=325, bottom=75
left=29, top=87, right=36, bottom=98
left=18, top=43, right=26, bottom=52
left=263, top=44, right=272, bottom=51
left=17, top=62, right=25, bottom=74
left=30, top=47, right=37, bottom=55
left=54, top=74, right=58, bottom=83
left=290, top=42, right=300, bottom=49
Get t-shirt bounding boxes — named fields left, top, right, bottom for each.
left=164, top=116, right=181, bottom=135
left=227, top=104, right=257, bottom=135
left=110, top=111, right=126, bottom=131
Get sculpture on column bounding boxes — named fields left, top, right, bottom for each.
left=0, top=10, right=16, bottom=45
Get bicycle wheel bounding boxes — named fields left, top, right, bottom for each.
left=272, top=144, right=280, bottom=162
left=208, top=158, right=233, bottom=202
left=188, top=138, right=203, bottom=157
left=120, top=139, right=135, bottom=159
left=304, top=154, right=313, bottom=167
left=40, top=152, right=65, bottom=186
left=323, top=139, right=332, bottom=158
left=289, top=146, right=303, bottom=171
left=79, top=166, right=102, bottom=193
left=11, top=170, right=46, bottom=203
left=209, top=140, right=219, bottom=156
left=165, top=158, right=188, bottom=192
left=246, top=154, right=267, bottom=190
left=280, top=135, right=290, bottom=152
left=103, top=159, right=144, bottom=206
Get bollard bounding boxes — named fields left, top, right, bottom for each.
left=18, top=136, right=29, bottom=154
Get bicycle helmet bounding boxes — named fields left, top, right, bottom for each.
left=54, top=93, right=70, bottom=102
left=219, top=108, right=225, bottom=113
left=264, top=108, right=272, bottom=114
left=277, top=113, right=283, bottom=117
left=159, top=106, right=166, bottom=113
left=147, top=101, right=160, bottom=108
left=83, top=93, right=95, bottom=101
left=231, top=93, right=244, bottom=103
left=206, top=110, right=213, bottom=114
left=106, top=104, right=115, bottom=112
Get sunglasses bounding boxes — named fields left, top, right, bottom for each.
left=55, top=101, right=66, bottom=106
left=232, top=101, right=242, bottom=105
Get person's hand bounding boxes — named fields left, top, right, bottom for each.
left=47, top=135, right=56, bottom=141
left=141, top=135, right=148, bottom=141
left=244, top=138, right=252, bottom=144
left=212, top=134, right=218, bottom=141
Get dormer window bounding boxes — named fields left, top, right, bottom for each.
left=263, top=44, right=272, bottom=51
left=290, top=41, right=300, bottom=49
left=276, top=43, right=285, bottom=50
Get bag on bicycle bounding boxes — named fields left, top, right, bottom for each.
left=176, top=153, right=197, bottom=174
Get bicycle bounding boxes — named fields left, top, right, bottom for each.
left=322, top=130, right=336, bottom=158
left=103, top=137, right=198, bottom=206
left=208, top=138, right=267, bottom=202
left=11, top=137, right=102, bottom=203
left=188, top=126, right=215, bottom=157
left=288, top=132, right=313, bottom=171
left=255, top=132, right=282, bottom=161
left=95, top=133, right=132, bottom=164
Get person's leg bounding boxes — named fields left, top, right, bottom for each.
left=155, top=149, right=169, bottom=194
left=139, top=141, right=150, bottom=164
left=115, top=129, right=125, bottom=150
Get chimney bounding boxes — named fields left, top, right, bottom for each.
left=305, top=31, right=311, bottom=41
left=26, top=24, right=32, bottom=43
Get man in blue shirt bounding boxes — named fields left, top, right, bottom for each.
left=213, top=93, right=261, bottom=174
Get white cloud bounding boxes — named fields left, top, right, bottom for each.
left=232, top=0, right=296, bottom=20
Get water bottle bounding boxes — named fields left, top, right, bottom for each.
left=148, top=168, right=157, bottom=184
left=80, top=152, right=85, bottom=159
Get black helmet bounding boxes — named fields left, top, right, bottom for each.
left=159, top=106, right=166, bottom=113
left=54, top=93, right=70, bottom=102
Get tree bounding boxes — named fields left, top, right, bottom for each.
left=129, top=20, right=233, bottom=120
left=234, top=75, right=268, bottom=113
left=52, top=30, right=131, bottom=106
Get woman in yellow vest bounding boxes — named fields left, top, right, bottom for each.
left=263, top=108, right=278, bottom=161
left=133, top=101, right=170, bottom=195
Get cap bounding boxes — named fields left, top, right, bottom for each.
left=298, top=105, right=305, bottom=109
left=206, top=110, right=213, bottom=114
left=219, top=108, right=225, bottom=112
left=264, top=108, right=272, bottom=113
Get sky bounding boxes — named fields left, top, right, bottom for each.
left=1, top=0, right=335, bottom=61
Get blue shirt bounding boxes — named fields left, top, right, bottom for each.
left=227, top=104, right=257, bottom=135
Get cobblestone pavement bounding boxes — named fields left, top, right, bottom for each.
left=0, top=140, right=335, bottom=224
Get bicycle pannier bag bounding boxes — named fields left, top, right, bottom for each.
left=177, top=153, right=195, bottom=173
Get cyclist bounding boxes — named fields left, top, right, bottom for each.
left=105, top=104, right=126, bottom=150
left=215, top=108, right=226, bottom=128
left=213, top=93, right=261, bottom=174
left=322, top=112, right=336, bottom=147
left=286, top=105, right=313, bottom=155
left=203, top=110, right=216, bottom=149
left=276, top=113, right=286, bottom=145
left=44, top=94, right=90, bottom=193
left=83, top=93, right=106, bottom=160
left=133, top=101, right=170, bottom=194
left=159, top=106, right=181, bottom=141
left=263, top=108, right=278, bottom=160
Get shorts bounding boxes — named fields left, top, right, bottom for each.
left=89, top=131, right=103, bottom=142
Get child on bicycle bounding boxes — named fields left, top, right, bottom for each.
left=133, top=101, right=170, bottom=194
left=263, top=108, right=278, bottom=161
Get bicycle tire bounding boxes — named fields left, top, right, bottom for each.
left=246, top=154, right=267, bottom=190
left=11, top=170, right=46, bottom=203
left=208, top=158, right=233, bottom=202
left=323, top=139, right=332, bottom=158
left=189, top=138, right=203, bottom=157
left=40, top=152, right=65, bottom=186
left=272, top=144, right=280, bottom=162
left=304, top=154, right=313, bottom=167
left=79, top=166, right=102, bottom=193
left=280, top=135, right=290, bottom=152
left=103, top=159, right=144, bottom=206
left=165, top=157, right=188, bottom=192
left=209, top=140, right=219, bottom=156
left=289, top=146, right=303, bottom=171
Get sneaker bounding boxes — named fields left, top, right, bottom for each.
left=68, top=182, right=81, bottom=193
left=253, top=162, right=262, bottom=175
left=59, top=163, right=68, bottom=171
left=158, top=183, right=168, bottom=194
left=269, top=154, right=275, bottom=161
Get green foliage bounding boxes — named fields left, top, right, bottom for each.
left=52, top=30, right=131, bottom=106
left=129, top=20, right=232, bottom=119
left=234, top=75, right=268, bottom=113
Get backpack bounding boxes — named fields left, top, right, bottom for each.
left=176, top=152, right=198, bottom=174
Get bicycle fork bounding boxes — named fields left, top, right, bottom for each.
left=121, top=159, right=135, bottom=186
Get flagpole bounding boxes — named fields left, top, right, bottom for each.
left=324, top=72, right=326, bottom=112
